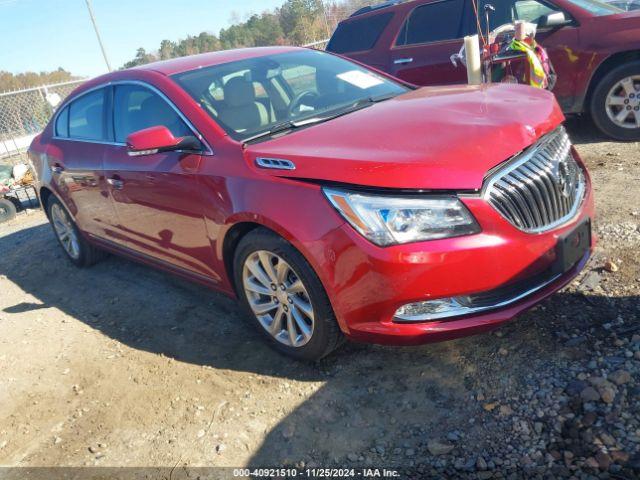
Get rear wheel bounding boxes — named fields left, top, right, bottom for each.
left=0, top=198, right=17, bottom=223
left=233, top=228, right=343, bottom=361
left=591, top=61, right=640, bottom=141
left=47, top=197, right=105, bottom=267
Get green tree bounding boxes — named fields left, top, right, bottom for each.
left=120, top=0, right=381, bottom=69
left=123, top=48, right=158, bottom=69
left=159, top=40, right=176, bottom=60
left=0, top=68, right=77, bottom=93
left=279, top=0, right=325, bottom=45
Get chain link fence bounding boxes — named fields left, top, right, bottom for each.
left=0, top=80, right=85, bottom=165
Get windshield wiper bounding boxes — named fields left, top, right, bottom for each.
left=242, top=116, right=330, bottom=144
left=312, top=92, right=398, bottom=122
left=242, top=93, right=397, bottom=144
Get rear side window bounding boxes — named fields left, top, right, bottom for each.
left=113, top=84, right=191, bottom=143
left=396, top=0, right=465, bottom=46
left=327, top=12, right=394, bottom=54
left=69, top=89, right=106, bottom=141
left=55, top=106, right=69, bottom=138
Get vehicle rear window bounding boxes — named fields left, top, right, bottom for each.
left=396, top=0, right=465, bottom=46
left=68, top=89, right=106, bottom=141
left=55, top=106, right=69, bottom=138
left=327, top=12, right=394, bottom=54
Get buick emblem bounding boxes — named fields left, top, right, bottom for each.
left=555, top=157, right=574, bottom=198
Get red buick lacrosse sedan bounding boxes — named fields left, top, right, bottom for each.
left=30, top=47, right=594, bottom=360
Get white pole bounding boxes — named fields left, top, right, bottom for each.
left=85, top=0, right=112, bottom=72
left=464, top=35, right=482, bottom=85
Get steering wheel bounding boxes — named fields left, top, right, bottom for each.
left=288, top=90, right=320, bottom=117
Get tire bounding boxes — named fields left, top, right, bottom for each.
left=0, top=198, right=17, bottom=223
left=233, top=227, right=344, bottom=361
left=590, top=61, right=640, bottom=141
left=46, top=196, right=105, bottom=267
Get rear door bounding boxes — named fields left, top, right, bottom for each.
left=102, top=83, right=217, bottom=279
left=390, top=0, right=469, bottom=85
left=46, top=87, right=116, bottom=239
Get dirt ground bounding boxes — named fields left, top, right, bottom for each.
left=0, top=117, right=638, bottom=478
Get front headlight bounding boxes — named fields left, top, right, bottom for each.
left=323, top=187, right=480, bottom=246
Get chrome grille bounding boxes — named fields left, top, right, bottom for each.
left=484, top=127, right=586, bottom=233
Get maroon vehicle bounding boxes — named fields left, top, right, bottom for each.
left=31, top=47, right=594, bottom=360
left=327, top=0, right=640, bottom=140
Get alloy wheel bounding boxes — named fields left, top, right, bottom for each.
left=51, top=203, right=80, bottom=260
left=605, top=75, right=640, bottom=129
left=242, top=250, right=315, bottom=347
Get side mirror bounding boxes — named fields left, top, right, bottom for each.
left=538, top=11, right=571, bottom=28
left=126, top=126, right=201, bottom=157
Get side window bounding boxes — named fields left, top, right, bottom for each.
left=474, top=0, right=515, bottom=30
left=514, top=0, right=556, bottom=24
left=327, top=12, right=394, bottom=54
left=114, top=84, right=191, bottom=143
left=68, top=89, right=106, bottom=141
left=471, top=0, right=556, bottom=31
left=396, top=0, right=465, bottom=46
left=55, top=106, right=69, bottom=138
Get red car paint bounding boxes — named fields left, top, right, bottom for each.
left=30, top=46, right=594, bottom=346
left=126, top=125, right=183, bottom=151
left=328, top=0, right=640, bottom=114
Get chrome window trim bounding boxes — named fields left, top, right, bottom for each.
left=51, top=79, right=214, bottom=156
left=51, top=137, right=127, bottom=147
left=482, top=127, right=586, bottom=234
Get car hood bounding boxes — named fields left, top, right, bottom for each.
left=244, top=83, right=564, bottom=190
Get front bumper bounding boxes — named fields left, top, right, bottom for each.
left=314, top=157, right=595, bottom=346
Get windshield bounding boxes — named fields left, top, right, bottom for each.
left=172, top=50, right=408, bottom=141
left=565, top=0, right=623, bottom=15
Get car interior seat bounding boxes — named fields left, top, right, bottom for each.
left=217, top=77, right=269, bottom=132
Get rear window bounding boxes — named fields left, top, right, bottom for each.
left=68, top=89, right=106, bottom=141
left=327, top=12, right=394, bottom=54
left=396, top=0, right=465, bottom=46
left=55, top=106, right=69, bottom=138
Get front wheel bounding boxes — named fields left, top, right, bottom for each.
left=233, top=228, right=343, bottom=361
left=591, top=61, right=640, bottom=141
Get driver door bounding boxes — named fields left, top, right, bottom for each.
left=102, top=83, right=218, bottom=279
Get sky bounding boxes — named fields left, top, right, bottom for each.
left=0, top=0, right=285, bottom=78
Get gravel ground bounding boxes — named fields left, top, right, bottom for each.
left=0, top=117, right=638, bottom=479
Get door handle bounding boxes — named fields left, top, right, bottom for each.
left=394, top=58, right=414, bottom=65
left=51, top=164, right=65, bottom=174
left=107, top=177, right=124, bottom=190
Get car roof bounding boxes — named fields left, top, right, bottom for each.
left=132, top=46, right=302, bottom=76
left=349, top=0, right=404, bottom=18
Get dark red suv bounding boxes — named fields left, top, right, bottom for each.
left=30, top=47, right=594, bottom=360
left=328, top=0, right=640, bottom=140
